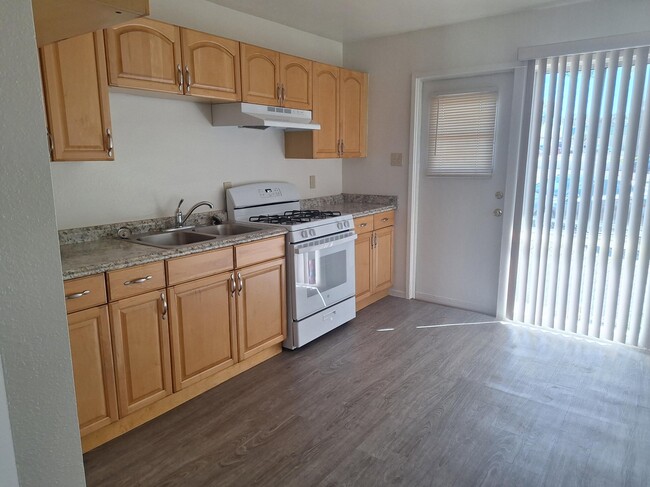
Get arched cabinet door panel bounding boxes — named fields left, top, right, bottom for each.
left=280, top=54, right=312, bottom=110
left=340, top=68, right=368, bottom=158
left=105, top=18, right=182, bottom=94
left=240, top=43, right=281, bottom=106
left=181, top=28, right=241, bottom=101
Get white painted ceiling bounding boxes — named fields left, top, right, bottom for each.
left=205, top=0, right=593, bottom=42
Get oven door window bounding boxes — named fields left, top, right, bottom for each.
left=293, top=240, right=355, bottom=320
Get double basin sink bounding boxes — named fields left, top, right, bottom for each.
left=129, top=223, right=266, bottom=249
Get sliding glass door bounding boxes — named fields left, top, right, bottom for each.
left=510, top=47, right=650, bottom=349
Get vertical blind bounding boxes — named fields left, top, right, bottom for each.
left=512, top=47, right=650, bottom=349
left=427, top=91, right=497, bottom=177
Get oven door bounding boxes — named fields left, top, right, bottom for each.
left=290, top=232, right=357, bottom=321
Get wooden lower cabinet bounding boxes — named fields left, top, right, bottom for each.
left=67, top=305, right=119, bottom=436
left=236, top=258, right=286, bottom=361
left=354, top=211, right=395, bottom=311
left=168, top=272, right=238, bottom=391
left=110, top=290, right=173, bottom=417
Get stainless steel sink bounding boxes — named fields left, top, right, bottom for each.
left=131, top=230, right=217, bottom=249
left=192, top=223, right=265, bottom=237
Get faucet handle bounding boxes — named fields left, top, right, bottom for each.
left=176, top=198, right=184, bottom=211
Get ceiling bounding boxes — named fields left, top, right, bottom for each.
left=205, top=0, right=593, bottom=43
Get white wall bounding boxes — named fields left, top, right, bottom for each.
left=0, top=0, right=86, bottom=485
left=342, top=0, right=650, bottom=299
left=51, top=0, right=343, bottom=229
left=0, top=359, right=19, bottom=487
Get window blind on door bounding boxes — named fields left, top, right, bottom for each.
left=427, top=91, right=497, bottom=177
left=511, top=47, right=650, bottom=349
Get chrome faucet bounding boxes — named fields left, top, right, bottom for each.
left=174, top=198, right=214, bottom=228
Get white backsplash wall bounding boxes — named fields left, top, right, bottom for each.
left=49, top=0, right=344, bottom=230
left=50, top=93, right=343, bottom=229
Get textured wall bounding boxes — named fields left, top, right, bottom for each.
left=342, top=0, right=650, bottom=298
left=0, top=0, right=86, bottom=485
left=50, top=0, right=344, bottom=230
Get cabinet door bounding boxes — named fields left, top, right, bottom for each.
left=168, top=273, right=237, bottom=391
left=312, top=62, right=340, bottom=158
left=68, top=306, right=118, bottom=436
left=110, top=290, right=173, bottom=416
left=373, top=226, right=394, bottom=294
left=240, top=44, right=280, bottom=106
left=280, top=54, right=311, bottom=110
left=181, top=28, right=241, bottom=101
left=105, top=19, right=182, bottom=94
left=236, top=258, right=286, bottom=360
left=339, top=68, right=368, bottom=158
left=355, top=231, right=373, bottom=307
left=40, top=31, right=113, bottom=161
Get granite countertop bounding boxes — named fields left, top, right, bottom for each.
left=59, top=194, right=397, bottom=280
left=60, top=227, right=286, bottom=280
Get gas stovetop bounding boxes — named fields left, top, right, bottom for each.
left=249, top=210, right=343, bottom=225
left=226, top=182, right=355, bottom=243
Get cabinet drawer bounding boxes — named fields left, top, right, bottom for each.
left=373, top=211, right=395, bottom=230
left=107, top=262, right=166, bottom=301
left=166, top=247, right=234, bottom=286
left=235, top=236, right=285, bottom=268
left=354, top=215, right=374, bottom=234
left=64, top=274, right=107, bottom=313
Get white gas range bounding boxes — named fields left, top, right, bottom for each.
left=226, top=182, right=357, bottom=349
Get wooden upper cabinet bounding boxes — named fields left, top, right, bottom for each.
left=240, top=44, right=281, bottom=106
left=284, top=65, right=367, bottom=159
left=313, top=62, right=340, bottom=158
left=40, top=31, right=113, bottom=161
left=180, top=28, right=241, bottom=101
left=280, top=54, right=312, bottom=110
left=105, top=18, right=182, bottom=94
left=339, top=68, right=368, bottom=158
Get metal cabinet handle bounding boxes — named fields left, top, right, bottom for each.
left=185, top=65, right=192, bottom=93
left=281, top=84, right=286, bottom=103
left=123, top=275, right=152, bottom=286
left=359, top=223, right=367, bottom=228
left=47, top=131, right=54, bottom=157
left=341, top=140, right=345, bottom=155
left=160, top=292, right=168, bottom=320
left=230, top=273, right=236, bottom=297
left=237, top=272, right=243, bottom=295
left=381, top=218, right=389, bottom=222
left=106, top=128, right=113, bottom=157
left=177, top=64, right=184, bottom=93
left=65, top=290, right=90, bottom=300
left=373, top=233, right=377, bottom=248
left=276, top=83, right=281, bottom=102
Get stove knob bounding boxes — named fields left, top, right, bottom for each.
left=309, top=229, right=316, bottom=237
left=301, top=230, right=308, bottom=238
left=344, top=221, right=350, bottom=228
left=337, top=222, right=343, bottom=230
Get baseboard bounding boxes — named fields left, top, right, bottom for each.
left=389, top=289, right=406, bottom=299
left=414, top=292, right=495, bottom=316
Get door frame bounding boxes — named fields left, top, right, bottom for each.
left=406, top=63, right=530, bottom=319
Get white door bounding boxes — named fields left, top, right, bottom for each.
left=415, top=72, right=514, bottom=315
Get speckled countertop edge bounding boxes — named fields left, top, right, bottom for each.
left=61, top=227, right=286, bottom=280
left=59, top=194, right=397, bottom=280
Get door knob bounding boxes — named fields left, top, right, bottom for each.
left=494, top=208, right=503, bottom=217
left=495, top=191, right=504, bottom=200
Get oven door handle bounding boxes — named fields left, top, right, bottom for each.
left=293, top=234, right=357, bottom=254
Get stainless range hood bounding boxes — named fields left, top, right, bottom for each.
left=211, top=102, right=320, bottom=130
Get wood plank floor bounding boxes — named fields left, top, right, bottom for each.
left=84, top=297, right=650, bottom=486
